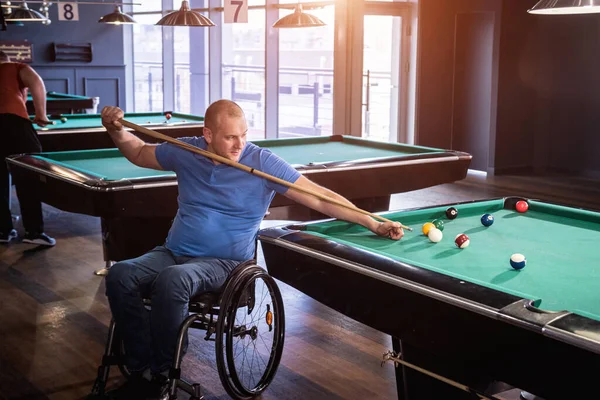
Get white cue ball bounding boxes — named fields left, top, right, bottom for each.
left=428, top=228, right=443, bottom=243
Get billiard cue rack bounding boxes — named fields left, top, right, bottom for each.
left=52, top=42, right=92, bottom=63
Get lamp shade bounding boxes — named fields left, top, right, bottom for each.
left=98, top=6, right=136, bottom=24
left=5, top=2, right=47, bottom=21
left=528, top=0, right=600, bottom=14
left=273, top=4, right=325, bottom=28
left=156, top=1, right=215, bottom=27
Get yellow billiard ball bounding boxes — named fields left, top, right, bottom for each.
left=422, top=222, right=435, bottom=236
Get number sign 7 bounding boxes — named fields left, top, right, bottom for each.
left=231, top=0, right=243, bottom=22
left=224, top=0, right=248, bottom=23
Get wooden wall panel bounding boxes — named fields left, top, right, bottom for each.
left=451, top=12, right=495, bottom=171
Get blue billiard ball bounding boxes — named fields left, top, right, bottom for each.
left=481, top=213, right=494, bottom=227
left=510, top=253, right=526, bottom=270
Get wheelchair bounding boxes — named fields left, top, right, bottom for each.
left=88, top=260, right=285, bottom=400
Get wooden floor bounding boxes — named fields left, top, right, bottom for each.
left=1, top=171, right=598, bottom=400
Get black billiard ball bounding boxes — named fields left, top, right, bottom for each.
left=60, top=117, right=68, bottom=123
left=446, top=207, right=458, bottom=220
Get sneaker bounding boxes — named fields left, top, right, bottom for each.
left=22, top=232, right=56, bottom=246
left=0, top=229, right=18, bottom=244
left=104, top=375, right=152, bottom=400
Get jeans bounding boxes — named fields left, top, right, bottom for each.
left=1, top=114, right=44, bottom=234
left=105, top=245, right=240, bottom=373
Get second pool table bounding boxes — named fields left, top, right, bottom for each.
left=6, top=135, right=471, bottom=268
left=27, top=91, right=96, bottom=115
left=34, top=112, right=205, bottom=152
left=258, top=197, right=600, bottom=399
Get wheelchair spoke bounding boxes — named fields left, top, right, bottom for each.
left=236, top=334, right=269, bottom=389
left=251, top=337, right=270, bottom=370
left=236, top=281, right=268, bottom=328
left=230, top=290, right=275, bottom=386
left=258, top=330, right=275, bottom=356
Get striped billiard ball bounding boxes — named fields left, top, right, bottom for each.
left=510, top=253, right=527, bottom=270
left=455, top=233, right=470, bottom=249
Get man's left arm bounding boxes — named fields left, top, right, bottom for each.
left=283, top=176, right=404, bottom=240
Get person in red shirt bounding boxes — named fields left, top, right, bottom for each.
left=0, top=50, right=55, bottom=246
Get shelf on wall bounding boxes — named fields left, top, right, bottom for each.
left=52, top=42, right=92, bottom=62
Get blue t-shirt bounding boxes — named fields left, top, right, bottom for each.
left=155, top=137, right=301, bottom=261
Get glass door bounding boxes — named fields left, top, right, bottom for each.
left=349, top=2, right=411, bottom=143
left=362, top=15, right=403, bottom=142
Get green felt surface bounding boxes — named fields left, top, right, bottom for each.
left=27, top=92, right=92, bottom=101
left=35, top=112, right=203, bottom=131
left=304, top=199, right=600, bottom=322
left=254, top=136, right=443, bottom=165
left=34, top=137, right=445, bottom=181
left=35, top=149, right=172, bottom=180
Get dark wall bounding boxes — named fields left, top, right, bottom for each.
left=493, top=0, right=537, bottom=173
left=0, top=4, right=126, bottom=111
left=418, top=0, right=600, bottom=177
left=416, top=0, right=502, bottom=172
left=497, top=0, right=600, bottom=177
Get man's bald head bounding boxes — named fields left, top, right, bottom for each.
left=204, top=99, right=245, bottom=133
left=0, top=51, right=10, bottom=63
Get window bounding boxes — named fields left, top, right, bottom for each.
left=277, top=5, right=335, bottom=138
left=174, top=27, right=191, bottom=114
left=221, top=10, right=266, bottom=140
left=132, top=13, right=164, bottom=112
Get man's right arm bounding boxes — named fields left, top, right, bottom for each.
left=19, top=65, right=51, bottom=126
left=101, top=106, right=163, bottom=170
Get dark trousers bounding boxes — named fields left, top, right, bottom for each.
left=105, top=246, right=239, bottom=373
left=0, top=113, right=44, bottom=234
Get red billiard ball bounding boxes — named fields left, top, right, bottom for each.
left=165, top=113, right=172, bottom=120
left=455, top=233, right=470, bottom=249
left=515, top=200, right=529, bottom=213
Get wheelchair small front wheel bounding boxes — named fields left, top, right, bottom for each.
left=215, top=266, right=285, bottom=400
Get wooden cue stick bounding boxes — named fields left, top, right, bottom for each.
left=389, top=356, right=502, bottom=400
left=118, top=118, right=412, bottom=231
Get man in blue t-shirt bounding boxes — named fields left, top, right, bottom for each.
left=99, top=100, right=403, bottom=399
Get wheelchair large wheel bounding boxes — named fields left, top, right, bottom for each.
left=215, top=265, right=285, bottom=400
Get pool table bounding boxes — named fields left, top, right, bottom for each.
left=26, top=91, right=96, bottom=115
left=258, top=197, right=600, bottom=399
left=34, top=112, right=205, bottom=152
left=6, top=135, right=471, bottom=268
